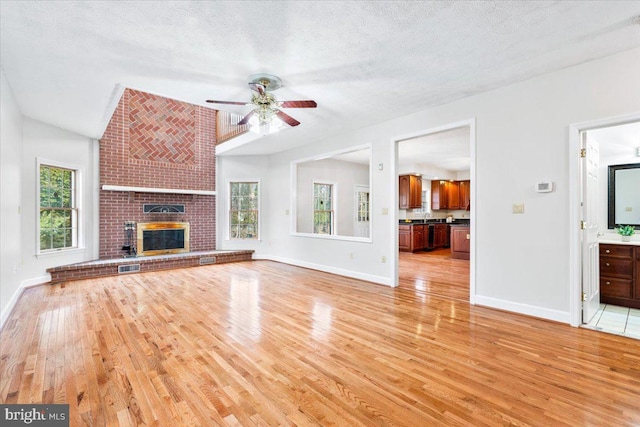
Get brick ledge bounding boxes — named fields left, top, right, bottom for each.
left=47, top=250, right=254, bottom=284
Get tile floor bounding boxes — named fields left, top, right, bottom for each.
left=583, top=304, right=640, bottom=339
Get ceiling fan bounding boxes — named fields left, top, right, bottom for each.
left=206, top=73, right=317, bottom=128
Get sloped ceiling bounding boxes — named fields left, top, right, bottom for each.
left=1, top=1, right=639, bottom=156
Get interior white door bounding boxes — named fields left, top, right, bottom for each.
left=582, top=131, right=600, bottom=323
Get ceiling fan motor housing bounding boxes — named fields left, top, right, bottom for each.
left=248, top=73, right=283, bottom=91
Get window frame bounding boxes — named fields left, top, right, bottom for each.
left=36, top=158, right=83, bottom=256
left=227, top=179, right=261, bottom=241
left=289, top=143, right=372, bottom=243
left=312, top=180, right=336, bottom=235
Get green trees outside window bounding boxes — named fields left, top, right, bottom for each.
left=39, top=165, right=77, bottom=251
left=313, top=183, right=333, bottom=234
left=230, top=182, right=259, bottom=239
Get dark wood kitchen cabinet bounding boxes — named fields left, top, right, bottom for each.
left=412, top=225, right=426, bottom=251
left=600, top=244, right=640, bottom=309
left=398, top=225, right=412, bottom=251
left=399, top=224, right=427, bottom=252
left=451, top=226, right=470, bottom=260
left=459, top=180, right=470, bottom=210
left=399, top=175, right=422, bottom=209
left=431, top=180, right=461, bottom=210
left=447, top=181, right=460, bottom=210
left=431, top=180, right=446, bottom=210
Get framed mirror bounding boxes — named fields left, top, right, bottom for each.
left=608, top=163, right=640, bottom=229
left=291, top=145, right=371, bottom=241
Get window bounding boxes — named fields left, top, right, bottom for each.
left=229, top=181, right=259, bottom=239
left=39, top=164, right=78, bottom=251
left=313, top=182, right=334, bottom=234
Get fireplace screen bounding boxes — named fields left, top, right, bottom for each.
left=137, top=222, right=189, bottom=256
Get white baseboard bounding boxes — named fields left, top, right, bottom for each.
left=474, top=294, right=572, bottom=325
left=22, top=274, right=51, bottom=288
left=0, top=274, right=51, bottom=330
left=254, top=255, right=394, bottom=287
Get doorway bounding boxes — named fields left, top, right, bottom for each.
left=393, top=119, right=476, bottom=303
left=570, top=113, right=640, bottom=335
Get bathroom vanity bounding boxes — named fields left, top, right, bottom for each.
left=600, top=242, right=640, bottom=309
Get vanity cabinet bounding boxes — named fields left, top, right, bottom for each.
left=399, top=175, right=422, bottom=209
left=599, top=244, right=640, bottom=309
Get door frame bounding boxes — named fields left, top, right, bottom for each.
left=392, top=118, right=476, bottom=303
left=568, top=112, right=640, bottom=327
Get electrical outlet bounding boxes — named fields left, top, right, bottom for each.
left=382, top=208, right=388, bottom=215
left=285, top=209, right=289, bottom=215
left=350, top=252, right=354, bottom=259
left=381, top=256, right=387, bottom=263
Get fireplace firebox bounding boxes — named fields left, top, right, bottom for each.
left=136, top=222, right=190, bottom=256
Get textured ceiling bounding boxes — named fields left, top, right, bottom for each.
left=1, top=1, right=639, bottom=157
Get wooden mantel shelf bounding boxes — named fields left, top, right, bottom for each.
left=102, top=184, right=216, bottom=196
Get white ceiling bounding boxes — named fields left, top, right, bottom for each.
left=399, top=126, right=471, bottom=172
left=1, top=1, right=640, bottom=157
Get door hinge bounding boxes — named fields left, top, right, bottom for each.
left=580, top=220, right=586, bottom=230
left=580, top=148, right=586, bottom=158
left=582, top=292, right=587, bottom=302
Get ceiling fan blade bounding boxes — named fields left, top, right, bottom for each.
left=206, top=100, right=248, bottom=106
left=237, top=110, right=255, bottom=126
left=280, top=100, right=317, bottom=108
left=276, top=110, right=301, bottom=127
left=248, top=83, right=265, bottom=96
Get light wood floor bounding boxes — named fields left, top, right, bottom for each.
left=2, top=256, right=640, bottom=426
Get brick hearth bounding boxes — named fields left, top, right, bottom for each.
left=47, top=250, right=253, bottom=284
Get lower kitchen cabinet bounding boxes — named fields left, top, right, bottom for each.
left=399, top=224, right=426, bottom=252
left=450, top=226, right=470, bottom=260
left=399, top=225, right=412, bottom=252
left=600, top=244, right=640, bottom=309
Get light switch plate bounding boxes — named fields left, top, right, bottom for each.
left=512, top=203, right=525, bottom=214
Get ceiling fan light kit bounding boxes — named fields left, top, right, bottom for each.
left=206, top=73, right=316, bottom=134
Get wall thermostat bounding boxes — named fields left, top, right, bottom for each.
left=535, top=182, right=554, bottom=193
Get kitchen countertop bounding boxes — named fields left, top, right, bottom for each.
left=599, top=239, right=640, bottom=246
left=399, top=219, right=470, bottom=225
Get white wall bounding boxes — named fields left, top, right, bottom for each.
left=1, top=68, right=99, bottom=327
left=1, top=68, right=24, bottom=325
left=20, top=119, right=98, bottom=285
left=218, top=47, right=640, bottom=323
left=216, top=155, right=271, bottom=250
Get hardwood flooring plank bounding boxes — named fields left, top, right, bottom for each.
left=2, top=257, right=640, bottom=426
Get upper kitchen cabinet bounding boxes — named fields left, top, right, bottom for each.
left=432, top=180, right=461, bottom=210
left=399, top=175, right=422, bottom=209
left=459, top=180, right=470, bottom=210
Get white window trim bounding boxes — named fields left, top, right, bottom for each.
left=312, top=180, right=338, bottom=236
left=226, top=179, right=262, bottom=241
left=289, top=143, right=373, bottom=243
left=36, top=158, right=84, bottom=256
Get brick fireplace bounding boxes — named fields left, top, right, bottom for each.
left=99, top=89, right=217, bottom=259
